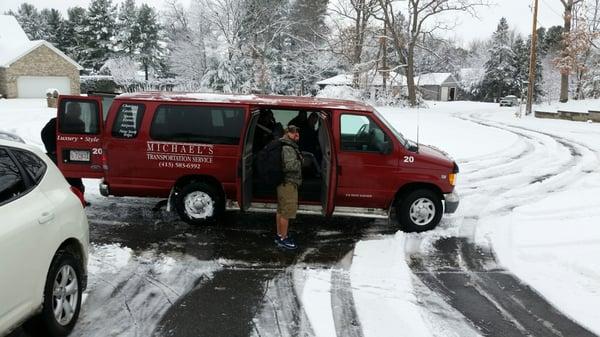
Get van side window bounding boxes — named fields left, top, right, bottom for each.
left=0, top=148, right=27, bottom=204
left=150, top=105, right=244, bottom=145
left=340, top=114, right=391, bottom=153
left=112, top=104, right=145, bottom=139
left=58, top=100, right=100, bottom=134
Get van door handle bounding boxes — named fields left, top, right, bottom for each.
left=38, top=212, right=55, bottom=224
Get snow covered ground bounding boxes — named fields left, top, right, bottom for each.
left=1, top=98, right=600, bottom=336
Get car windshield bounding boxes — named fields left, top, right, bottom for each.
left=373, top=109, right=409, bottom=148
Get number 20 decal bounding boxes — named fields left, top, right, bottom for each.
left=404, top=156, right=415, bottom=163
left=92, top=148, right=103, bottom=155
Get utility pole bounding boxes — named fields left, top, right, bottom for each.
left=382, top=21, right=388, bottom=92
left=526, top=0, right=539, bottom=116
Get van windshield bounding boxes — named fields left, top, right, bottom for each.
left=373, top=109, right=409, bottom=148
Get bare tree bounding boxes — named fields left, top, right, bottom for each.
left=329, top=0, right=381, bottom=86
left=377, top=0, right=490, bottom=106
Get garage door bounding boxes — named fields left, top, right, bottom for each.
left=16, top=76, right=71, bottom=98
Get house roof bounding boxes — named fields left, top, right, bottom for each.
left=116, top=92, right=375, bottom=112
left=0, top=15, right=83, bottom=70
left=317, top=71, right=407, bottom=87
left=414, top=73, right=458, bottom=86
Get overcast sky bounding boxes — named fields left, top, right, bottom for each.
left=0, top=0, right=565, bottom=43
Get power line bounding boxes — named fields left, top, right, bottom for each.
left=539, top=0, right=564, bottom=20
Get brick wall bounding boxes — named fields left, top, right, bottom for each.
left=4, top=44, right=80, bottom=98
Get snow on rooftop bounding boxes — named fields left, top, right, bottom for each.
left=414, top=73, right=456, bottom=86
left=0, top=15, right=29, bottom=45
left=0, top=15, right=82, bottom=69
left=0, top=15, right=32, bottom=68
left=318, top=71, right=407, bottom=87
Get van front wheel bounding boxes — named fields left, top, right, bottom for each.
left=175, top=181, right=223, bottom=225
left=397, top=189, right=442, bottom=232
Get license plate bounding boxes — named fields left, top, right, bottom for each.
left=69, top=150, right=90, bottom=162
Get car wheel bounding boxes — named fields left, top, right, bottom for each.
left=174, top=181, right=223, bottom=225
left=24, top=251, right=83, bottom=337
left=397, top=189, right=443, bottom=232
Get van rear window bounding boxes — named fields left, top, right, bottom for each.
left=58, top=100, right=100, bottom=134
left=150, top=105, right=244, bottom=145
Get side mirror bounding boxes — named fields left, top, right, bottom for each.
left=379, top=141, right=393, bottom=155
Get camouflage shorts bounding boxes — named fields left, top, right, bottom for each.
left=277, top=182, right=298, bottom=219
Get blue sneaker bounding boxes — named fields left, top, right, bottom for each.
left=275, top=235, right=298, bottom=250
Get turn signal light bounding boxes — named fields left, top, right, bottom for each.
left=448, top=173, right=456, bottom=186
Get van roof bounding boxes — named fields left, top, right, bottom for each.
left=115, top=92, right=374, bottom=112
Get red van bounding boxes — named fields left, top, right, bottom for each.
left=55, top=92, right=459, bottom=232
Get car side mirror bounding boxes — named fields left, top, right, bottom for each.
left=379, top=142, right=393, bottom=155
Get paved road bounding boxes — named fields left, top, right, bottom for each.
left=7, top=109, right=599, bottom=337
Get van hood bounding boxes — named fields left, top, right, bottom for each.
left=412, top=143, right=457, bottom=172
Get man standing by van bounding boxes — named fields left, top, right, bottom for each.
left=275, top=125, right=302, bottom=250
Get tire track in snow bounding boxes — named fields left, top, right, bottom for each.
left=409, top=110, right=599, bottom=337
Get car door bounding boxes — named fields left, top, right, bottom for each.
left=56, top=95, right=106, bottom=179
left=240, top=109, right=260, bottom=211
left=0, top=147, right=54, bottom=330
left=333, top=112, right=399, bottom=209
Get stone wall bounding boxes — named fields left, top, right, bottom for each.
left=535, top=110, right=600, bottom=123
left=3, top=44, right=80, bottom=98
left=0, top=68, right=6, bottom=98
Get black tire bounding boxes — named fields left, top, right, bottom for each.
left=397, top=189, right=443, bottom=233
left=174, top=181, right=223, bottom=225
left=23, top=251, right=83, bottom=337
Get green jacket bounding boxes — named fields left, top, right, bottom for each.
left=280, top=137, right=302, bottom=186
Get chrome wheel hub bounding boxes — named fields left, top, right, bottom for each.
left=409, top=198, right=435, bottom=226
left=184, top=191, right=214, bottom=219
left=52, top=265, right=78, bottom=326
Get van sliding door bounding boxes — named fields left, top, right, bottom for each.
left=318, top=113, right=336, bottom=216
left=240, top=110, right=260, bottom=211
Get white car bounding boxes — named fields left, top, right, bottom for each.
left=0, top=139, right=89, bottom=337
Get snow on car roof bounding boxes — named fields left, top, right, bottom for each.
left=116, top=92, right=374, bottom=111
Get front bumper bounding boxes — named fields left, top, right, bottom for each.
left=444, top=191, right=459, bottom=213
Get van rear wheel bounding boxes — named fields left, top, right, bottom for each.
left=397, top=189, right=442, bottom=232
left=175, top=181, right=223, bottom=225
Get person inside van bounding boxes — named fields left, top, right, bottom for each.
left=275, top=125, right=302, bottom=250
left=289, top=111, right=308, bottom=136
left=254, top=109, right=276, bottom=152
left=62, top=102, right=86, bottom=134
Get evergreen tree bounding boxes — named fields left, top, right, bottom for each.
left=15, top=3, right=43, bottom=40
left=40, top=8, right=63, bottom=47
left=62, top=7, right=88, bottom=62
left=115, top=0, right=140, bottom=56
left=80, top=0, right=116, bottom=71
left=135, top=4, right=163, bottom=80
left=512, top=36, right=529, bottom=97
left=526, top=36, right=544, bottom=101
left=481, top=18, right=518, bottom=101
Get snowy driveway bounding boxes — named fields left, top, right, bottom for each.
left=3, top=99, right=600, bottom=337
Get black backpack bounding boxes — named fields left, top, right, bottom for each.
left=255, top=139, right=285, bottom=188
